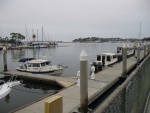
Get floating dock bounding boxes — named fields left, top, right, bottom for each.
left=1, top=50, right=145, bottom=113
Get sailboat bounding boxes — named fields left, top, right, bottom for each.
left=29, top=27, right=48, bottom=48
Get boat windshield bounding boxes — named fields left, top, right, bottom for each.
left=97, top=55, right=101, bottom=61
left=107, top=56, right=111, bottom=61
left=113, top=55, right=116, bottom=59
left=41, top=61, right=51, bottom=67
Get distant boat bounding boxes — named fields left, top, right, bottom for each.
left=0, top=76, right=20, bottom=100
left=16, top=57, right=67, bottom=75
left=116, top=46, right=135, bottom=61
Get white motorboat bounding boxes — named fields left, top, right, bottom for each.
left=116, top=46, right=135, bottom=61
left=90, top=52, right=118, bottom=73
left=0, top=76, right=20, bottom=100
left=96, top=53, right=118, bottom=66
left=16, top=57, right=67, bottom=74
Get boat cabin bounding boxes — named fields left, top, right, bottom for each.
left=96, top=53, right=117, bottom=66
left=27, top=60, right=51, bottom=68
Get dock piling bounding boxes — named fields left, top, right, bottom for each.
left=2, top=46, right=8, bottom=72
left=122, top=44, right=127, bottom=76
left=80, top=50, right=88, bottom=113
left=137, top=43, right=140, bottom=63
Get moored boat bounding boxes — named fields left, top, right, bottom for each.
left=96, top=53, right=118, bottom=66
left=16, top=57, right=67, bottom=75
left=116, top=46, right=135, bottom=61
left=0, top=76, right=20, bottom=100
left=91, top=52, right=118, bottom=73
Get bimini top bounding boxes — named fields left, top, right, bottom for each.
left=19, top=58, right=36, bottom=62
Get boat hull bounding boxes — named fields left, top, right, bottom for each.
left=0, top=81, right=20, bottom=99
left=16, top=68, right=65, bottom=76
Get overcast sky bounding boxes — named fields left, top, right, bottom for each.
left=0, top=0, right=150, bottom=41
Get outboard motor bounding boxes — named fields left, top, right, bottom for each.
left=97, top=62, right=102, bottom=72
left=91, top=62, right=102, bottom=73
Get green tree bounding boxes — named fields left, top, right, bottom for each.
left=10, top=33, right=25, bottom=40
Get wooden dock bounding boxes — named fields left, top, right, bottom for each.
left=1, top=50, right=145, bottom=113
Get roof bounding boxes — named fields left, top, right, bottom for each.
left=28, top=59, right=51, bottom=64
left=97, top=53, right=116, bottom=56
left=19, top=58, right=36, bottom=62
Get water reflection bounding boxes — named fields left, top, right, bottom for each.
left=5, top=94, right=10, bottom=103
left=10, top=49, right=26, bottom=60
left=0, top=76, right=61, bottom=113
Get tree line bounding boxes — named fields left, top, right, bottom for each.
left=72, top=37, right=141, bottom=43
left=0, top=33, right=25, bottom=44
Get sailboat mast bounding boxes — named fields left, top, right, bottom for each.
left=138, top=22, right=141, bottom=40
left=25, top=24, right=28, bottom=57
left=25, top=24, right=28, bottom=42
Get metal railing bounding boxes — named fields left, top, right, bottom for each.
left=94, top=54, right=150, bottom=113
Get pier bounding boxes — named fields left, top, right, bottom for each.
left=1, top=44, right=150, bottom=113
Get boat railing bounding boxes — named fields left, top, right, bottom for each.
left=8, top=75, right=18, bottom=83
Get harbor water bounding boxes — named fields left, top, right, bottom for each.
left=0, top=42, right=122, bottom=112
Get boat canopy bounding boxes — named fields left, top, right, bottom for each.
left=19, top=58, right=36, bottom=62
left=28, top=59, right=51, bottom=64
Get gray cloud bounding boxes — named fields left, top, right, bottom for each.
left=0, top=0, right=150, bottom=41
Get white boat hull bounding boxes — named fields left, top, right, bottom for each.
left=0, top=81, right=20, bottom=99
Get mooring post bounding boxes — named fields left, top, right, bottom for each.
left=80, top=49, right=88, bottom=113
left=2, top=46, right=8, bottom=72
left=137, top=43, right=140, bottom=63
left=90, top=66, right=95, bottom=80
left=122, top=44, right=127, bottom=76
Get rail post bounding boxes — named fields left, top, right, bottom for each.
left=77, top=70, right=80, bottom=87
left=146, top=44, right=148, bottom=55
left=149, top=44, right=150, bottom=54
left=122, top=44, right=127, bottom=76
left=2, top=46, right=8, bottom=72
left=144, top=43, right=146, bottom=57
left=80, top=49, right=88, bottom=113
left=137, top=43, right=140, bottom=63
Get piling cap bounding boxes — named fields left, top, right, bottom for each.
left=80, top=49, right=88, bottom=61
left=123, top=43, right=127, bottom=48
left=2, top=46, right=6, bottom=51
